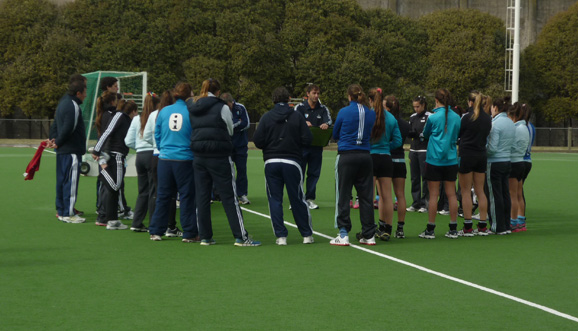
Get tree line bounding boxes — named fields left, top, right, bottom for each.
left=0, top=0, right=575, bottom=125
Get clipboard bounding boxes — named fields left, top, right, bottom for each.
left=309, top=126, right=333, bottom=147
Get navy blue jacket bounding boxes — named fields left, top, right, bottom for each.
left=253, top=103, right=312, bottom=162
left=231, top=102, right=250, bottom=152
left=49, top=94, right=86, bottom=155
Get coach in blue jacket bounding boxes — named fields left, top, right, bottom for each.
left=294, top=84, right=332, bottom=210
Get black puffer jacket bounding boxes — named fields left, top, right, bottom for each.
left=189, top=96, right=233, bottom=158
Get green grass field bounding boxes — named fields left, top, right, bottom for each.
left=1, top=147, right=577, bottom=330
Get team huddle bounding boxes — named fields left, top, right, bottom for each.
left=48, top=74, right=534, bottom=246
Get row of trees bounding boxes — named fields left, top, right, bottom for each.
left=0, top=0, right=575, bottom=125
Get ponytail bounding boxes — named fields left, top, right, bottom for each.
left=434, top=88, right=452, bottom=133
left=95, top=91, right=117, bottom=136
left=195, top=78, right=220, bottom=101
left=472, top=92, right=482, bottom=121
left=140, top=92, right=160, bottom=137
left=369, top=88, right=384, bottom=142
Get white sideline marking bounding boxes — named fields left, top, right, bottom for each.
left=241, top=206, right=578, bottom=324
left=33, top=146, right=56, bottom=154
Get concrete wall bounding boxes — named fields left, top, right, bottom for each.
left=358, top=0, right=577, bottom=48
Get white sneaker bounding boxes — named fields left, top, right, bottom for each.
left=418, top=207, right=428, bottom=213
left=276, top=237, right=287, bottom=246
left=472, top=213, right=481, bottom=220
left=238, top=195, right=251, bottom=205
left=150, top=235, right=162, bottom=241
left=306, top=199, right=319, bottom=210
left=358, top=236, right=376, bottom=245
left=61, top=215, right=86, bottom=224
left=330, top=235, right=349, bottom=246
left=121, top=210, right=134, bottom=220
left=106, top=220, right=128, bottom=230
left=406, top=206, right=418, bottom=212
left=438, top=210, right=450, bottom=216
left=303, top=236, right=314, bottom=244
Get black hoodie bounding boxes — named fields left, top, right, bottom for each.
left=188, top=96, right=233, bottom=157
left=253, top=102, right=312, bottom=161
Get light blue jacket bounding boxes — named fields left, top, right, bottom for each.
left=423, top=106, right=461, bottom=166
left=487, top=112, right=515, bottom=163
left=125, top=115, right=154, bottom=152
left=524, top=122, right=535, bottom=162
left=370, top=110, right=402, bottom=155
left=154, top=99, right=194, bottom=161
left=511, top=120, right=530, bottom=163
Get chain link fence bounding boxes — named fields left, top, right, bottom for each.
left=0, top=119, right=576, bottom=148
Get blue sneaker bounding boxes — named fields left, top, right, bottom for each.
left=234, top=237, right=261, bottom=247
left=200, top=239, right=216, bottom=246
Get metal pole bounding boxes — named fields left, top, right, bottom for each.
left=512, top=0, right=521, bottom=102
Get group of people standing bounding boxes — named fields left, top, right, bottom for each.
left=48, top=74, right=534, bottom=247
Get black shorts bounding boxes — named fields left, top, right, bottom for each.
left=392, top=159, right=407, bottom=178
left=509, top=162, right=525, bottom=180
left=372, top=154, right=393, bottom=178
left=424, top=163, right=458, bottom=182
left=522, top=162, right=532, bottom=181
left=459, top=154, right=487, bottom=174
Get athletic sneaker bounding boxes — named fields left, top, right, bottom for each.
left=200, top=239, right=216, bottom=246
left=150, top=235, right=162, bottom=241
left=518, top=223, right=527, bottom=232
left=306, top=199, right=319, bottom=210
left=238, top=195, right=251, bottom=205
left=473, top=227, right=490, bottom=236
left=419, top=229, right=436, bottom=239
left=349, top=200, right=354, bottom=208
left=445, top=230, right=458, bottom=239
left=395, top=229, right=405, bottom=239
left=353, top=199, right=359, bottom=209
left=358, top=235, right=376, bottom=246
left=182, top=236, right=201, bottom=243
left=165, top=228, right=183, bottom=237
left=95, top=221, right=107, bottom=226
left=61, top=215, right=86, bottom=224
left=121, top=210, right=134, bottom=220
left=130, top=226, right=148, bottom=232
left=438, top=210, right=450, bottom=216
left=106, top=220, right=128, bottom=230
left=276, top=237, right=287, bottom=246
left=374, top=200, right=379, bottom=209
left=472, top=213, right=481, bottom=220
left=330, top=235, right=350, bottom=246
left=234, top=237, right=261, bottom=247
left=73, top=208, right=84, bottom=216
left=418, top=207, right=428, bottom=213
left=406, top=205, right=418, bottom=212
left=374, top=227, right=391, bottom=241
left=303, top=236, right=314, bottom=244
left=457, top=228, right=474, bottom=237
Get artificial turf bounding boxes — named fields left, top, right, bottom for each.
left=1, top=147, right=577, bottom=330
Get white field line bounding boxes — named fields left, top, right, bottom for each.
left=32, top=146, right=56, bottom=154
left=241, top=206, right=578, bottom=324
